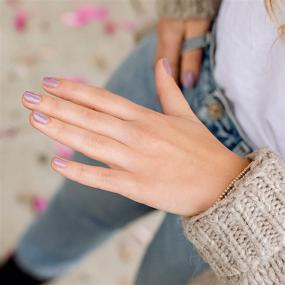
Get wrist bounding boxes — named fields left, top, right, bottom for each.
left=213, top=158, right=251, bottom=206
left=196, top=150, right=251, bottom=215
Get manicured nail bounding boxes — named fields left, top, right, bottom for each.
left=23, top=91, right=41, bottom=104
left=52, top=157, right=67, bottom=168
left=163, top=57, right=172, bottom=76
left=32, top=111, right=49, bottom=124
left=182, top=72, right=195, bottom=89
left=42, top=77, right=60, bottom=88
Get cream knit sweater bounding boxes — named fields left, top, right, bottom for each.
left=156, top=1, right=285, bottom=283
left=157, top=0, right=222, bottom=20
left=183, top=148, right=285, bottom=284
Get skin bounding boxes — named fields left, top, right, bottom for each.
left=22, top=59, right=249, bottom=217
left=156, top=18, right=211, bottom=86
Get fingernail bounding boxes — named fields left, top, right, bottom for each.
left=32, top=111, right=49, bottom=124
left=162, top=58, right=172, bottom=76
left=43, top=77, right=60, bottom=88
left=52, top=157, right=67, bottom=168
left=182, top=72, right=195, bottom=89
left=23, top=91, right=41, bottom=104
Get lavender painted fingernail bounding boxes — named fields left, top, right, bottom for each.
left=23, top=91, right=41, bottom=104
left=32, top=111, right=49, bottom=124
left=163, top=57, right=172, bottom=76
left=182, top=72, right=195, bottom=89
left=42, top=77, right=60, bottom=88
left=53, top=157, right=67, bottom=168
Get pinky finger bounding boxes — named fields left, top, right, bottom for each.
left=51, top=157, right=138, bottom=198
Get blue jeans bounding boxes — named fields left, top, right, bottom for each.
left=15, top=32, right=253, bottom=284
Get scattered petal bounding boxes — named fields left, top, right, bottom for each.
left=54, top=142, right=74, bottom=159
left=103, top=20, right=118, bottom=35
left=14, top=9, right=29, bottom=32
left=62, top=12, right=83, bottom=27
left=0, top=127, right=19, bottom=139
left=32, top=196, right=48, bottom=214
left=62, top=4, right=109, bottom=27
left=62, top=4, right=137, bottom=35
left=64, top=76, right=87, bottom=84
left=77, top=4, right=109, bottom=22
left=103, top=19, right=138, bottom=35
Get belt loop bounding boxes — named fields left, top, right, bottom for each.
left=209, top=20, right=217, bottom=74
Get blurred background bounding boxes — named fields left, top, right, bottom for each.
left=0, top=0, right=212, bottom=284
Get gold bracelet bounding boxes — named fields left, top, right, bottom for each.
left=213, top=160, right=252, bottom=206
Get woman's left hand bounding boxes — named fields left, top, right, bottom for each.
left=22, top=59, right=249, bottom=217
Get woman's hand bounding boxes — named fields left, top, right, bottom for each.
left=22, top=59, right=248, bottom=217
left=156, top=18, right=210, bottom=88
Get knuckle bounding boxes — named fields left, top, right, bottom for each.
left=125, top=119, right=145, bottom=136
left=94, top=168, right=117, bottom=191
left=81, top=107, right=94, bottom=121
left=97, top=169, right=112, bottom=184
left=130, top=119, right=165, bottom=147
left=53, top=121, right=65, bottom=138
left=83, top=133, right=97, bottom=149
left=65, top=81, right=82, bottom=94
left=126, top=123, right=140, bottom=141
left=43, top=96, right=59, bottom=113
left=76, top=163, right=86, bottom=179
left=125, top=113, right=168, bottom=148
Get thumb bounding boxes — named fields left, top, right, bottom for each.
left=155, top=58, right=193, bottom=117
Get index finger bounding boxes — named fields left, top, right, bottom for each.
left=42, top=78, right=149, bottom=120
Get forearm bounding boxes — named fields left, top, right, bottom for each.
left=156, top=0, right=222, bottom=20
left=182, top=148, right=285, bottom=284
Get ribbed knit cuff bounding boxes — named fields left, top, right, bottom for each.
left=156, top=0, right=221, bottom=20
left=182, top=148, right=285, bottom=284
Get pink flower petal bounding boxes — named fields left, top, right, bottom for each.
left=14, top=9, right=28, bottom=32
left=103, top=20, right=118, bottom=35
left=32, top=196, right=48, bottom=214
left=77, top=4, right=109, bottom=22
left=62, top=12, right=84, bottom=27
left=54, top=142, right=74, bottom=159
left=64, top=76, right=87, bottom=84
left=62, top=5, right=110, bottom=27
left=0, top=127, right=19, bottom=139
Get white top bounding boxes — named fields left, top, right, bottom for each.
left=214, top=0, right=285, bottom=158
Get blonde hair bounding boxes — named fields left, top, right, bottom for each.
left=265, top=0, right=285, bottom=36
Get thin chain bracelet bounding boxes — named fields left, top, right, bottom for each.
left=213, top=160, right=252, bottom=206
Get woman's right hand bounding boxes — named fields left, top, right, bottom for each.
left=156, top=17, right=210, bottom=89
left=22, top=59, right=249, bottom=217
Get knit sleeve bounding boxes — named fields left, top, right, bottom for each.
left=182, top=148, right=285, bottom=285
left=156, top=0, right=222, bottom=20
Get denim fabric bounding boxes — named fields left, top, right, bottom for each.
left=183, top=32, right=253, bottom=156
left=16, top=31, right=253, bottom=284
